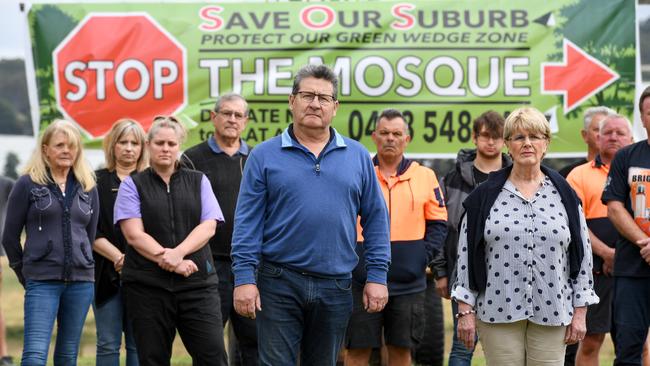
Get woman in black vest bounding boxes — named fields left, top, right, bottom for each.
left=93, top=119, right=147, bottom=366
left=114, top=116, right=227, bottom=366
left=451, top=107, right=598, bottom=366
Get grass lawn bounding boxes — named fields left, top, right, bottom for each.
left=0, top=258, right=615, bottom=365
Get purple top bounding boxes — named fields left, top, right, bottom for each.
left=114, top=174, right=224, bottom=225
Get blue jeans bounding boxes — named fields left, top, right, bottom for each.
left=94, top=292, right=139, bottom=366
left=613, top=277, right=650, bottom=366
left=256, top=262, right=353, bottom=366
left=21, top=280, right=94, bottom=366
left=448, top=301, right=476, bottom=366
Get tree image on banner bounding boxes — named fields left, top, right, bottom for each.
left=30, top=5, right=78, bottom=126
left=548, top=0, right=635, bottom=120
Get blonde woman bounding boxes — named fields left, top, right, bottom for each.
left=452, top=107, right=599, bottom=366
left=2, top=119, right=99, bottom=365
left=115, top=116, right=227, bottom=365
left=94, top=119, right=147, bottom=366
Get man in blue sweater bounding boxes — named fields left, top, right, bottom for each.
left=231, top=64, right=391, bottom=366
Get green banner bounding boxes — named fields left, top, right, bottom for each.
left=27, top=0, right=635, bottom=156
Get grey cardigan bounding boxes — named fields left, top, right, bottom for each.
left=2, top=174, right=99, bottom=285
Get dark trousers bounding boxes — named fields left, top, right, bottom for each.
left=413, top=276, right=446, bottom=366
left=215, top=258, right=258, bottom=366
left=613, top=277, right=650, bottom=366
left=123, top=281, right=227, bottom=366
left=564, top=342, right=578, bottom=365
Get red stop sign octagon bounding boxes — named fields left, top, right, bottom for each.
left=53, top=13, right=187, bottom=137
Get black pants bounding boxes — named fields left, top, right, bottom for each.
left=613, top=277, right=650, bottom=366
left=412, top=276, right=444, bottom=366
left=215, top=258, right=259, bottom=366
left=123, top=281, right=227, bottom=366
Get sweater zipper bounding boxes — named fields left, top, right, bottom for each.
left=387, top=186, right=393, bottom=224
left=167, top=182, right=176, bottom=245
left=314, top=160, right=321, bottom=175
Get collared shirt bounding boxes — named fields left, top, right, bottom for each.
left=567, top=155, right=618, bottom=273
left=231, top=125, right=391, bottom=287
left=208, top=137, right=249, bottom=156
left=452, top=176, right=599, bottom=326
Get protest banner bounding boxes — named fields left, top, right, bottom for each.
left=26, top=0, right=635, bottom=156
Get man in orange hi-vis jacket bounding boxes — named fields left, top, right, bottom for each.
left=345, top=109, right=448, bottom=366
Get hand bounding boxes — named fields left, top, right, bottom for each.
left=113, top=254, right=125, bottom=273
left=564, top=307, right=587, bottom=344
left=601, top=248, right=615, bottom=276
left=159, top=248, right=184, bottom=271
left=363, top=282, right=388, bottom=313
left=173, top=260, right=198, bottom=277
left=234, top=284, right=261, bottom=319
left=639, top=240, right=650, bottom=265
left=435, top=276, right=450, bottom=299
left=602, top=261, right=613, bottom=277
left=456, top=303, right=476, bottom=350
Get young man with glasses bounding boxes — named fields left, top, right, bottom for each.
left=430, top=110, right=510, bottom=366
left=181, top=93, right=257, bottom=365
left=231, top=64, right=391, bottom=366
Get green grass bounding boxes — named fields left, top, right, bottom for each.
left=0, top=257, right=615, bottom=365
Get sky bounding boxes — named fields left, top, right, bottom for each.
left=0, top=0, right=28, bottom=59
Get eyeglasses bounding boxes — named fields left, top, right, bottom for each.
left=294, top=91, right=336, bottom=106
left=216, top=110, right=247, bottom=120
left=477, top=132, right=503, bottom=141
left=508, top=134, right=547, bottom=144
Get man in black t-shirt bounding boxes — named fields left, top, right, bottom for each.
left=181, top=93, right=256, bottom=366
left=602, top=86, right=650, bottom=366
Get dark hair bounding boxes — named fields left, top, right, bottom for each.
left=291, top=64, right=339, bottom=100
left=639, top=86, right=650, bottom=113
left=378, top=108, right=404, bottom=121
left=473, top=110, right=505, bottom=139
left=214, top=93, right=248, bottom=114
left=376, top=108, right=408, bottom=135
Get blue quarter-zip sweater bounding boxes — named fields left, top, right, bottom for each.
left=232, top=126, right=391, bottom=286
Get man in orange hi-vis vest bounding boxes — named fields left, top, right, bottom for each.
left=345, top=109, right=448, bottom=366
left=567, top=114, right=640, bottom=366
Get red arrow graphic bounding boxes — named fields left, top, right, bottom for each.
left=541, top=38, right=619, bottom=114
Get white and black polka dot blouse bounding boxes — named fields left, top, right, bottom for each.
left=452, top=176, right=599, bottom=326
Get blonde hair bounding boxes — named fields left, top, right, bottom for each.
left=148, top=115, right=187, bottom=143
left=504, top=107, right=551, bottom=142
left=23, top=119, right=96, bottom=191
left=103, top=119, right=148, bottom=172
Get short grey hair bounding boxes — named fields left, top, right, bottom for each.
left=583, top=106, right=616, bottom=130
left=599, top=114, right=633, bottom=135
left=214, top=93, right=248, bottom=114
left=291, top=64, right=339, bottom=100
left=377, top=109, right=409, bottom=135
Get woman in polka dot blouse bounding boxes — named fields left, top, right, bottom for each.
left=451, top=107, right=599, bottom=366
